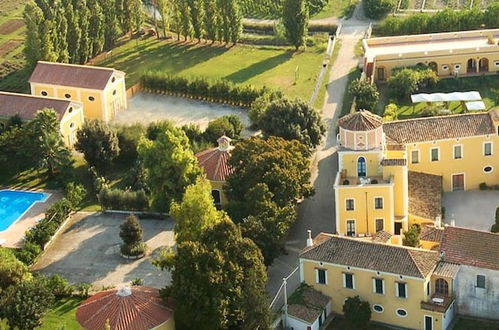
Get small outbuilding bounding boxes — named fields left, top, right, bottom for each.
left=76, top=286, right=175, bottom=330
left=286, top=284, right=332, bottom=330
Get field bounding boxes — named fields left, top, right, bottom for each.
left=376, top=75, right=499, bottom=119
left=0, top=0, right=28, bottom=92
left=400, top=0, right=493, bottom=10
left=97, top=37, right=329, bottom=105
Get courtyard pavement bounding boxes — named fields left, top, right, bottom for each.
left=32, top=212, right=174, bottom=289
left=112, top=92, right=251, bottom=132
left=443, top=191, right=499, bottom=231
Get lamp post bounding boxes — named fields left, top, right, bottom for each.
left=283, top=277, right=288, bottom=329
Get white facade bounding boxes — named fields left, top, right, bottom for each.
left=286, top=302, right=332, bottom=330
left=453, top=265, right=499, bottom=319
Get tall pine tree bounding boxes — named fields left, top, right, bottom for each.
left=187, top=0, right=204, bottom=41
left=23, top=2, right=44, bottom=67
left=63, top=0, right=81, bottom=63
left=100, top=0, right=121, bottom=49
left=283, top=0, right=309, bottom=50
left=88, top=0, right=105, bottom=57
left=203, top=0, right=219, bottom=43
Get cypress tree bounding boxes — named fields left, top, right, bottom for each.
left=227, top=0, right=242, bottom=44
left=40, top=20, right=58, bottom=62
left=187, top=0, right=204, bottom=41
left=53, top=5, right=70, bottom=62
left=283, top=0, right=309, bottom=50
left=100, top=0, right=121, bottom=49
left=203, top=0, right=219, bottom=43
left=23, top=2, right=44, bottom=67
left=75, top=0, right=91, bottom=63
left=63, top=0, right=82, bottom=63
left=178, top=0, right=193, bottom=41
left=130, top=0, right=145, bottom=33
left=217, top=0, right=230, bottom=43
left=88, top=0, right=105, bottom=57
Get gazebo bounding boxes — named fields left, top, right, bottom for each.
left=411, top=91, right=485, bottom=113
left=76, top=286, right=175, bottom=330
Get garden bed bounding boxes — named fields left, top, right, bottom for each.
left=0, top=39, right=22, bottom=57
left=0, top=18, right=24, bottom=34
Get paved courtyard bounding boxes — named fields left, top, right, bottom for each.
left=112, top=92, right=251, bottom=131
left=443, top=191, right=499, bottom=231
left=32, top=212, right=174, bottom=289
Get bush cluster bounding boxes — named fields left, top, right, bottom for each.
left=363, top=0, right=396, bottom=19
left=15, top=199, right=73, bottom=265
left=141, top=73, right=270, bottom=108
left=98, top=188, right=149, bottom=211
left=376, top=5, right=499, bottom=36
left=388, top=66, right=439, bottom=99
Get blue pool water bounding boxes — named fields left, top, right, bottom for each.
left=0, top=190, right=49, bottom=232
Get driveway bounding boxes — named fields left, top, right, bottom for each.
left=32, top=212, right=174, bottom=289
left=443, top=191, right=499, bottom=231
left=266, top=4, right=372, bottom=302
left=112, top=92, right=251, bottom=132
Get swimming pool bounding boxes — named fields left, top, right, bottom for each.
left=0, top=190, right=50, bottom=232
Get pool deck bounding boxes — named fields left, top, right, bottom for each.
left=0, top=189, right=61, bottom=248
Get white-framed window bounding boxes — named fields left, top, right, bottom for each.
left=316, top=268, right=327, bottom=285
left=484, top=142, right=493, bottom=156
left=346, top=220, right=356, bottom=236
left=430, top=147, right=439, bottom=161
left=476, top=274, right=486, bottom=288
left=396, top=282, right=408, bottom=298
left=454, top=64, right=461, bottom=70
left=373, top=278, right=384, bottom=294
left=483, top=166, right=493, bottom=173
left=346, top=199, right=355, bottom=211
left=411, top=149, right=419, bottom=164
left=453, top=144, right=463, bottom=159
left=375, top=218, right=384, bottom=232
left=374, top=197, right=383, bottom=210
left=343, top=273, right=355, bottom=289
left=442, top=65, right=449, bottom=70
left=495, top=61, right=499, bottom=67
left=396, top=308, right=408, bottom=318
left=373, top=304, right=384, bottom=313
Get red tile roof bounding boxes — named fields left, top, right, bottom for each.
left=76, top=286, right=174, bottom=330
left=29, top=61, right=123, bottom=90
left=338, top=110, right=383, bottom=131
left=408, top=171, right=442, bottom=220
left=195, top=146, right=233, bottom=181
left=440, top=226, right=499, bottom=270
left=0, top=92, right=71, bottom=120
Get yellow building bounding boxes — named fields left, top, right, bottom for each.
left=334, top=110, right=499, bottom=238
left=29, top=61, right=126, bottom=122
left=195, top=136, right=234, bottom=208
left=363, top=29, right=499, bottom=82
left=299, top=232, right=456, bottom=330
left=0, top=91, right=84, bottom=147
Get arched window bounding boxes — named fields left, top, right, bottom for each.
left=479, top=58, right=489, bottom=72
left=211, top=190, right=221, bottom=206
left=435, top=278, right=449, bottom=296
left=428, top=62, right=437, bottom=72
left=357, top=157, right=366, bottom=177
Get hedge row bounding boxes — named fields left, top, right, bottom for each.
left=242, top=21, right=338, bottom=35
left=140, top=72, right=270, bottom=108
left=15, top=199, right=73, bottom=265
left=376, top=6, right=499, bottom=36
left=98, top=188, right=149, bottom=211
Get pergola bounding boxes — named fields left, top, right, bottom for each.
left=411, top=91, right=485, bottom=113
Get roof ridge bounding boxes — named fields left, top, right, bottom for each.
left=386, top=111, right=489, bottom=126
left=37, top=60, right=116, bottom=72
left=445, top=225, right=499, bottom=236
left=0, top=91, right=71, bottom=103
left=408, top=249, right=437, bottom=278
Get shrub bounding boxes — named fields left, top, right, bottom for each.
left=348, top=78, right=379, bottom=110
left=343, top=295, right=371, bottom=328
left=98, top=188, right=149, bottom=211
left=74, top=282, right=92, bottom=298
left=131, top=278, right=144, bottom=286
left=14, top=242, right=42, bottom=265
left=248, top=91, right=284, bottom=126
left=363, top=0, right=396, bottom=19
left=479, top=182, right=489, bottom=190
left=120, top=215, right=147, bottom=257
left=491, top=207, right=499, bottom=233
left=383, top=103, right=398, bottom=121
left=388, top=67, right=438, bottom=99
left=0, top=248, right=32, bottom=291
left=403, top=224, right=421, bottom=247
left=115, top=124, right=146, bottom=165
left=203, top=115, right=243, bottom=143
left=65, top=182, right=86, bottom=210
left=42, top=274, right=74, bottom=298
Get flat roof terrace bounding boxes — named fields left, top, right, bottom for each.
left=364, top=29, right=499, bottom=60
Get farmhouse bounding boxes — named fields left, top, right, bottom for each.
left=29, top=61, right=127, bottom=122
left=0, top=91, right=84, bottom=147
left=363, top=29, right=499, bottom=82
left=334, top=110, right=499, bottom=238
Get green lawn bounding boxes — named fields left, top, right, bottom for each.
left=97, top=37, right=328, bottom=104
left=377, top=75, right=499, bottom=119
left=340, top=68, right=362, bottom=116
left=38, top=297, right=84, bottom=330
left=312, top=0, right=358, bottom=19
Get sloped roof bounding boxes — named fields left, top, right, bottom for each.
left=288, top=285, right=331, bottom=324
left=420, top=225, right=444, bottom=243
left=300, top=233, right=440, bottom=278
left=0, top=92, right=71, bottom=120
left=29, top=61, right=123, bottom=90
left=195, top=146, right=233, bottom=181
left=408, top=171, right=442, bottom=220
left=440, top=226, right=499, bottom=271
left=76, top=286, right=174, bottom=330
left=338, top=110, right=383, bottom=131
left=433, top=261, right=460, bottom=278
left=372, top=230, right=392, bottom=243
left=383, top=112, right=495, bottom=144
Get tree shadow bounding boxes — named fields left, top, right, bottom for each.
left=223, top=51, right=293, bottom=83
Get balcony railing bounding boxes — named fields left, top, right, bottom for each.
left=421, top=294, right=455, bottom=313
left=335, top=173, right=391, bottom=187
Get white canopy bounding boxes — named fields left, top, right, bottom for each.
left=465, top=101, right=486, bottom=111
left=411, top=91, right=482, bottom=103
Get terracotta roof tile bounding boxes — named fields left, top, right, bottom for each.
left=0, top=92, right=71, bottom=120
left=433, top=261, right=460, bottom=278
left=372, top=230, right=392, bottom=243
left=300, top=233, right=440, bottom=278
left=381, top=158, right=406, bottom=166
left=440, top=226, right=499, bottom=270
left=408, top=171, right=442, bottom=220
left=420, top=225, right=444, bottom=243
left=76, top=286, right=173, bottom=330
left=288, top=286, right=331, bottom=324
left=338, top=110, right=383, bottom=131
left=383, top=112, right=495, bottom=144
left=195, top=147, right=233, bottom=181
left=29, top=61, right=122, bottom=90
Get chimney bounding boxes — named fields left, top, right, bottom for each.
left=450, top=219, right=455, bottom=227
left=435, top=216, right=441, bottom=228
left=306, top=230, right=313, bottom=247
left=217, top=135, right=232, bottom=151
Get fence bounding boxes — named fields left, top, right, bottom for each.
left=269, top=266, right=301, bottom=328
left=126, top=83, right=142, bottom=99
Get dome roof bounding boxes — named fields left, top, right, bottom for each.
left=338, top=110, right=383, bottom=131
left=76, top=286, right=174, bottom=330
left=195, top=136, right=234, bottom=181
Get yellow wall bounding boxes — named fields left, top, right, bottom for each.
left=406, top=135, right=499, bottom=191
left=59, top=103, right=84, bottom=147
left=154, top=317, right=175, bottom=330
left=210, top=180, right=228, bottom=206
left=420, top=239, right=440, bottom=250
left=336, top=184, right=394, bottom=235
left=301, top=259, right=445, bottom=330
left=340, top=151, right=381, bottom=178
left=382, top=165, right=408, bottom=217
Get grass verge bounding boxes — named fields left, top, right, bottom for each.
left=39, top=297, right=84, bottom=330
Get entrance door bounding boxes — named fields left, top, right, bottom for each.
left=377, top=67, right=385, bottom=81
left=357, top=157, right=366, bottom=177
left=452, top=174, right=465, bottom=191
left=424, top=316, right=433, bottom=330
left=394, top=222, right=402, bottom=235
